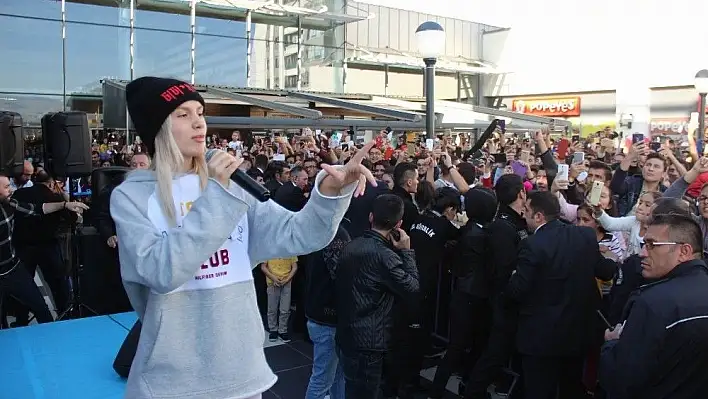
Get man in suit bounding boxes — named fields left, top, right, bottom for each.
left=263, top=161, right=290, bottom=197
left=504, top=190, right=616, bottom=399
left=273, top=166, right=308, bottom=212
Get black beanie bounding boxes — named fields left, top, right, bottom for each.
left=125, top=77, right=205, bottom=156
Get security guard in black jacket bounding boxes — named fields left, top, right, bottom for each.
left=387, top=187, right=461, bottom=397
left=600, top=213, right=708, bottom=399
left=465, top=174, right=528, bottom=399
left=429, top=187, right=498, bottom=399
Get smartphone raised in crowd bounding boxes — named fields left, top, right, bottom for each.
left=650, top=142, right=662, bottom=152
left=589, top=181, right=603, bottom=206
left=572, top=151, right=585, bottom=164
left=632, top=133, right=645, bottom=144
left=520, top=150, right=531, bottom=164
left=557, top=164, right=569, bottom=181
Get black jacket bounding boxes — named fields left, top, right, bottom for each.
left=264, top=179, right=283, bottom=197
left=273, top=182, right=307, bottom=212
left=599, top=260, right=708, bottom=399
left=409, top=210, right=460, bottom=294
left=607, top=254, right=645, bottom=325
left=506, top=220, right=616, bottom=357
left=487, top=204, right=528, bottom=295
left=453, top=187, right=499, bottom=298
left=12, top=184, right=75, bottom=248
left=392, top=185, right=419, bottom=232
left=305, top=226, right=351, bottom=327
left=454, top=223, right=492, bottom=299
left=95, top=184, right=117, bottom=243
left=335, top=230, right=419, bottom=353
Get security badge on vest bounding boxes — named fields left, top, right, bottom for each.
left=147, top=175, right=253, bottom=294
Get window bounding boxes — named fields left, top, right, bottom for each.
left=195, top=35, right=247, bottom=86
left=65, top=22, right=131, bottom=94
left=133, top=28, right=192, bottom=82
left=0, top=93, right=64, bottom=127
left=65, top=1, right=130, bottom=26
left=135, top=8, right=190, bottom=33
left=284, top=33, right=299, bottom=45
left=285, top=54, right=298, bottom=70
left=285, top=75, right=298, bottom=88
left=197, top=16, right=247, bottom=38
left=0, top=0, right=61, bottom=20
left=0, top=16, right=63, bottom=94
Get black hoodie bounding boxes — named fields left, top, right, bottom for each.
left=453, top=188, right=499, bottom=298
left=305, top=226, right=352, bottom=326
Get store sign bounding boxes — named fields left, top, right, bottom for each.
left=511, top=97, right=581, bottom=117
left=650, top=118, right=689, bottom=136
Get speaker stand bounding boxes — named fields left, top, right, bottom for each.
left=57, top=224, right=99, bottom=321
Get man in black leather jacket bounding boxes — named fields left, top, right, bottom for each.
left=335, top=194, right=419, bottom=399
left=429, top=187, right=498, bottom=399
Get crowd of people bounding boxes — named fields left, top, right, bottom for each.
left=2, top=77, right=708, bottom=399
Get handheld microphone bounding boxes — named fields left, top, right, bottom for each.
left=205, top=149, right=271, bottom=202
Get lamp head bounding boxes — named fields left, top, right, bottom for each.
left=694, top=69, right=708, bottom=94
left=415, top=21, right=445, bottom=60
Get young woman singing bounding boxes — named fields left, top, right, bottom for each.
left=110, top=77, right=375, bottom=399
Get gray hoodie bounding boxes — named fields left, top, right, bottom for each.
left=110, top=168, right=356, bottom=399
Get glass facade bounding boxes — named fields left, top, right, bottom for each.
left=0, top=0, right=349, bottom=125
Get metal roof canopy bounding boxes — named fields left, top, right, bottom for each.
left=206, top=87, right=323, bottom=119
left=471, top=105, right=572, bottom=127
left=287, top=92, right=423, bottom=122
left=205, top=116, right=488, bottom=131
left=78, top=0, right=371, bottom=30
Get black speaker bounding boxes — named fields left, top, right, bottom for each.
left=77, top=226, right=132, bottom=315
left=0, top=111, right=24, bottom=175
left=42, top=111, right=92, bottom=177
left=91, top=166, right=130, bottom=205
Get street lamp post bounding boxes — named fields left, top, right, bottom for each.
left=416, top=22, right=445, bottom=140
left=694, top=69, right=708, bottom=153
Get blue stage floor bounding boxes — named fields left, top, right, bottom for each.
left=0, top=313, right=318, bottom=399
left=0, top=313, right=472, bottom=399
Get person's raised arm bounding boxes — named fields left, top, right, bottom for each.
left=246, top=142, right=377, bottom=264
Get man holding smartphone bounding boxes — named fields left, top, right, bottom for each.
left=335, top=194, right=419, bottom=398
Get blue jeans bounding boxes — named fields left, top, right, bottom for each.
left=306, top=320, right=345, bottom=399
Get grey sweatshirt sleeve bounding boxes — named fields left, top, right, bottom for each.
left=111, top=180, right=249, bottom=294
left=245, top=167, right=358, bottom=264
left=663, top=177, right=690, bottom=199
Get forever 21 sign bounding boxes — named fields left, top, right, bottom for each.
left=511, top=97, right=581, bottom=117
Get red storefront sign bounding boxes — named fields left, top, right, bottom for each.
left=511, top=97, right=581, bottom=117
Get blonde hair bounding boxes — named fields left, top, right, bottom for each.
left=152, top=117, right=208, bottom=227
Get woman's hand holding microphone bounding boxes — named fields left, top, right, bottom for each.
left=206, top=150, right=243, bottom=187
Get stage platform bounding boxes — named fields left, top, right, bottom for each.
left=0, top=312, right=318, bottom=399
left=0, top=313, right=473, bottom=399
